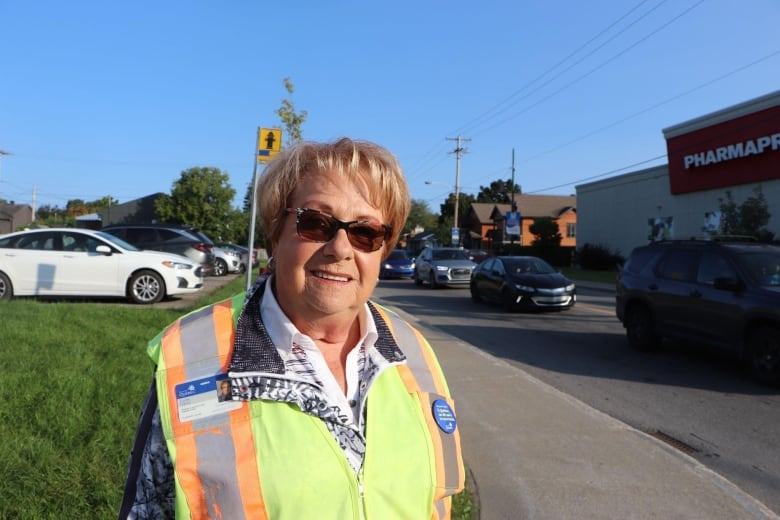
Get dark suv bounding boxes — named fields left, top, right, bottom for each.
left=101, top=224, right=216, bottom=277
left=616, top=239, right=780, bottom=386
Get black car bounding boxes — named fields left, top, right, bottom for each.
left=470, top=255, right=576, bottom=311
left=101, top=224, right=216, bottom=277
left=616, top=239, right=780, bottom=386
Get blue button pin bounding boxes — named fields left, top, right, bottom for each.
left=432, top=399, right=457, bottom=434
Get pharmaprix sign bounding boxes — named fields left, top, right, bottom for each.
left=684, top=132, right=780, bottom=169
left=666, top=100, right=780, bottom=195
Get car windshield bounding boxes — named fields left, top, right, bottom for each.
left=432, top=249, right=469, bottom=261
left=736, top=251, right=780, bottom=287
left=505, top=257, right=556, bottom=275
left=388, top=250, right=410, bottom=261
left=95, top=231, right=140, bottom=251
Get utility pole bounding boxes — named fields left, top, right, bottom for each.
left=0, top=149, right=12, bottom=203
left=511, top=148, right=516, bottom=253
left=445, top=136, right=470, bottom=246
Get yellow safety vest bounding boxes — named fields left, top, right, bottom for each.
left=151, top=292, right=464, bottom=519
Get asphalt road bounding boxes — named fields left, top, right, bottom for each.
left=372, top=278, right=780, bottom=517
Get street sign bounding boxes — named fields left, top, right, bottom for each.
left=506, top=211, right=521, bottom=237
left=257, top=128, right=282, bottom=162
left=451, top=227, right=460, bottom=246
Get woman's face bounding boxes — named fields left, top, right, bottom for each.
left=271, top=169, right=385, bottom=325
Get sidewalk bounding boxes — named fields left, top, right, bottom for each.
left=383, top=302, right=779, bottom=520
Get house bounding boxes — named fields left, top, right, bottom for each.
left=0, top=203, right=34, bottom=234
left=98, top=193, right=164, bottom=226
left=463, top=194, right=577, bottom=250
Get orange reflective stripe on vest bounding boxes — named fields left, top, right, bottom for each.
left=159, top=298, right=267, bottom=520
left=373, top=305, right=465, bottom=513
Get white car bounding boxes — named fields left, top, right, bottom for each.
left=0, top=228, right=204, bottom=304
left=212, top=245, right=244, bottom=276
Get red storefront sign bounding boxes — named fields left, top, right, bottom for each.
left=666, top=103, right=780, bottom=194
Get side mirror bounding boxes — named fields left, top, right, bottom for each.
left=96, top=244, right=113, bottom=256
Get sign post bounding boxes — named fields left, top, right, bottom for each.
left=451, top=227, right=460, bottom=247
left=246, top=127, right=283, bottom=292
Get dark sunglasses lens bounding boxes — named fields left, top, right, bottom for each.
left=347, top=223, right=386, bottom=251
left=297, top=211, right=335, bottom=242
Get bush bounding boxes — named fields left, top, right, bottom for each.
left=576, top=243, right=625, bottom=271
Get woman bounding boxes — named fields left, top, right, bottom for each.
left=120, top=138, right=464, bottom=519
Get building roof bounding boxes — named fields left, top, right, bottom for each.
left=470, top=194, right=577, bottom=223
left=0, top=203, right=32, bottom=218
left=662, top=88, right=780, bottom=138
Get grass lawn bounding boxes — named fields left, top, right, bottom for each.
left=0, top=275, right=475, bottom=518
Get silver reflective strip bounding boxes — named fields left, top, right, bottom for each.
left=434, top=498, right=447, bottom=519
left=177, top=305, right=248, bottom=520
left=197, top=427, right=246, bottom=520
left=383, top=311, right=437, bottom=393
left=383, top=309, right=463, bottom=491
left=425, top=393, right=462, bottom=490
left=180, top=306, right=220, bottom=366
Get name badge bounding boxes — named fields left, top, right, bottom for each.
left=175, top=374, right=241, bottom=423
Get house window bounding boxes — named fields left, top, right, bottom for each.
left=566, top=223, right=576, bottom=238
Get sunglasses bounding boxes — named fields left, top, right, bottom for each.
left=285, top=208, right=392, bottom=253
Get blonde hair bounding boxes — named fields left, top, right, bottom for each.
left=256, top=137, right=410, bottom=257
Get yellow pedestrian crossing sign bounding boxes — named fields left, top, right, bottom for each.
left=257, top=127, right=282, bottom=162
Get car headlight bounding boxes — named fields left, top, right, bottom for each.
left=224, top=250, right=239, bottom=257
left=162, top=260, right=193, bottom=270
left=435, top=265, right=449, bottom=271
left=514, top=283, right=534, bottom=292
left=565, top=283, right=575, bottom=291
left=383, top=263, right=392, bottom=269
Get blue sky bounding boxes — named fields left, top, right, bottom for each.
left=1, top=0, right=779, bottom=213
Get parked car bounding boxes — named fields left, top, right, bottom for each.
left=470, top=255, right=576, bottom=311
left=379, top=249, right=415, bottom=279
left=101, top=224, right=216, bottom=276
left=413, top=247, right=476, bottom=288
left=0, top=228, right=203, bottom=304
left=214, top=242, right=254, bottom=273
left=466, top=249, right=493, bottom=263
left=616, top=238, right=780, bottom=387
left=174, top=228, right=245, bottom=276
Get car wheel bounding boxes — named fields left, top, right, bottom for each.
left=128, top=270, right=165, bottom=304
left=214, top=258, right=228, bottom=277
left=0, top=272, right=13, bottom=300
left=238, top=263, right=247, bottom=274
left=625, top=305, right=658, bottom=351
left=502, top=288, right=516, bottom=312
left=470, top=283, right=482, bottom=303
left=414, top=270, right=423, bottom=287
left=429, top=271, right=439, bottom=289
left=746, top=326, right=780, bottom=387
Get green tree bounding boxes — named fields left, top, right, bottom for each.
left=476, top=178, right=521, bottom=204
left=439, top=192, right=475, bottom=229
left=275, top=77, right=308, bottom=146
left=405, top=199, right=438, bottom=236
left=156, top=167, right=237, bottom=239
left=85, top=196, right=118, bottom=214
left=718, top=185, right=774, bottom=241
left=65, top=199, right=88, bottom=217
left=529, top=217, right=562, bottom=261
